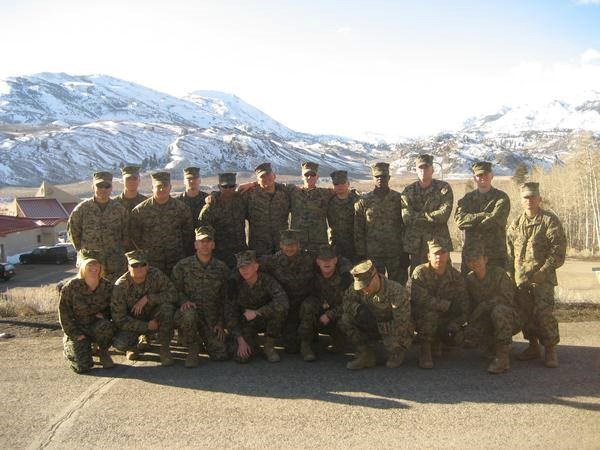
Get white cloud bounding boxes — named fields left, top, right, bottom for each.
left=336, top=26, right=352, bottom=36
left=581, top=48, right=600, bottom=63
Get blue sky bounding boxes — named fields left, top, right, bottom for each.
left=1, top=0, right=600, bottom=138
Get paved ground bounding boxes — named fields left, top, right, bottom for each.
left=1, top=322, right=598, bottom=449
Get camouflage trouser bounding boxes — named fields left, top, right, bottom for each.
left=464, top=304, right=521, bottom=348
left=113, top=303, right=176, bottom=351
left=297, top=297, right=342, bottom=341
left=175, top=308, right=228, bottom=360
left=339, top=311, right=414, bottom=355
left=461, top=255, right=506, bottom=275
left=415, top=309, right=464, bottom=345
left=284, top=296, right=318, bottom=351
left=63, top=319, right=115, bottom=373
left=516, top=282, right=559, bottom=346
left=372, top=255, right=410, bottom=286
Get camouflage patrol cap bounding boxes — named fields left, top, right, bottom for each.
left=125, top=250, right=148, bottom=266
left=471, top=161, right=493, bottom=175
left=301, top=161, right=319, bottom=176
left=351, top=260, right=377, bottom=290
left=151, top=171, right=171, bottom=186
left=428, top=238, right=449, bottom=254
left=463, top=237, right=485, bottom=260
left=218, top=172, right=237, bottom=186
left=370, top=162, right=390, bottom=177
left=183, top=167, right=200, bottom=179
left=280, top=229, right=302, bottom=245
left=195, top=225, right=215, bottom=241
left=120, top=165, right=141, bottom=178
left=415, top=154, right=434, bottom=167
left=79, top=249, right=101, bottom=265
left=316, top=244, right=338, bottom=260
left=235, top=250, right=257, bottom=268
left=255, top=162, right=273, bottom=177
left=520, top=182, right=540, bottom=198
left=93, top=171, right=113, bottom=186
left=330, top=170, right=348, bottom=185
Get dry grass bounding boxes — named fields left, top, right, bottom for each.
left=0, top=285, right=59, bottom=317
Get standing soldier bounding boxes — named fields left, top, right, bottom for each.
left=455, top=161, right=510, bottom=273
left=463, top=239, right=521, bottom=374
left=411, top=239, right=469, bottom=369
left=114, top=165, right=147, bottom=213
left=401, top=154, right=453, bottom=274
left=226, top=250, right=289, bottom=363
left=259, top=229, right=316, bottom=354
left=354, top=162, right=409, bottom=285
left=327, top=170, right=360, bottom=262
left=340, top=259, right=413, bottom=370
left=111, top=251, right=177, bottom=366
left=507, top=182, right=566, bottom=368
left=198, top=172, right=248, bottom=269
left=177, top=167, right=208, bottom=229
left=172, top=226, right=230, bottom=368
left=130, top=171, right=194, bottom=275
left=68, top=171, right=128, bottom=283
left=297, top=244, right=353, bottom=361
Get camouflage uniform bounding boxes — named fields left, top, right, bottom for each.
left=130, top=196, right=194, bottom=275
left=172, top=253, right=230, bottom=360
left=114, top=192, right=147, bottom=213
left=177, top=191, right=208, bottom=229
left=327, top=186, right=361, bottom=262
left=111, top=266, right=177, bottom=351
left=401, top=178, right=454, bottom=272
left=59, top=277, right=115, bottom=373
left=507, top=205, right=566, bottom=347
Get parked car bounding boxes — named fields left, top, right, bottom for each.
left=0, top=262, right=15, bottom=281
left=19, top=245, right=75, bottom=265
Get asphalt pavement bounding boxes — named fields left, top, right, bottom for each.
left=0, top=263, right=77, bottom=293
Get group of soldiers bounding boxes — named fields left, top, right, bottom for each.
left=59, top=154, right=566, bottom=375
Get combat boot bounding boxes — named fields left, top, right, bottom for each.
left=300, top=340, right=316, bottom=362
left=419, top=342, right=434, bottom=369
left=263, top=337, right=281, bottom=363
left=487, top=344, right=510, bottom=374
left=137, top=334, right=151, bottom=351
left=544, top=345, right=559, bottom=368
left=386, top=350, right=406, bottom=369
left=185, top=343, right=200, bottom=368
left=346, top=345, right=376, bottom=370
left=516, top=338, right=541, bottom=361
left=159, top=344, right=175, bottom=367
left=126, top=349, right=139, bottom=361
left=99, top=348, right=114, bottom=369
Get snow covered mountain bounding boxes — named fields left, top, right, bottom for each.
left=0, top=73, right=387, bottom=186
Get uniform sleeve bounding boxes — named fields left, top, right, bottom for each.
left=478, top=192, right=510, bottom=230
left=493, top=270, right=516, bottom=308
left=111, top=283, right=148, bottom=333
left=506, top=219, right=517, bottom=279
left=454, top=195, right=484, bottom=230
left=401, top=187, right=422, bottom=226
left=424, top=184, right=454, bottom=224
left=256, top=276, right=289, bottom=316
left=410, top=269, right=434, bottom=315
left=129, top=206, right=143, bottom=250
left=354, top=199, right=367, bottom=257
left=170, top=263, right=188, bottom=307
left=326, top=272, right=353, bottom=320
left=58, top=282, right=83, bottom=338
left=67, top=205, right=83, bottom=250
left=146, top=271, right=178, bottom=307
left=390, top=283, right=411, bottom=324
left=539, top=215, right=567, bottom=273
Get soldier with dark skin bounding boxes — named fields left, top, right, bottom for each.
left=59, top=254, right=115, bottom=373
left=297, top=244, right=353, bottom=361
left=463, top=240, right=521, bottom=374
left=113, top=165, right=147, bottom=213
left=339, top=259, right=413, bottom=370
left=172, top=226, right=230, bottom=368
left=401, top=154, right=454, bottom=274
left=68, top=172, right=129, bottom=283
left=198, top=172, right=248, bottom=269
left=455, top=161, right=511, bottom=274
left=327, top=170, right=360, bottom=262
left=130, top=172, right=194, bottom=275
left=111, top=251, right=177, bottom=366
left=507, top=182, right=566, bottom=368
left=176, top=167, right=208, bottom=230
left=354, top=162, right=410, bottom=285
left=411, top=239, right=469, bottom=369
left=259, top=229, right=316, bottom=354
left=226, top=250, right=289, bottom=363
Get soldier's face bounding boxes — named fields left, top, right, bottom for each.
left=303, top=172, right=318, bottom=188
left=83, top=260, right=101, bottom=280
left=94, top=182, right=112, bottom=202
left=428, top=250, right=449, bottom=271
left=195, top=238, right=215, bottom=257
left=124, top=175, right=140, bottom=192
left=258, top=172, right=275, bottom=188
left=129, top=263, right=148, bottom=283
left=153, top=183, right=171, bottom=203
left=184, top=176, right=200, bottom=191
left=333, top=182, right=349, bottom=196
left=373, top=175, right=390, bottom=189
left=361, top=273, right=380, bottom=295
left=281, top=242, right=300, bottom=257
left=316, top=256, right=338, bottom=277
left=466, top=255, right=487, bottom=274
left=522, top=195, right=542, bottom=215
left=416, top=164, right=434, bottom=183
left=474, top=171, right=493, bottom=191
left=239, top=261, right=259, bottom=281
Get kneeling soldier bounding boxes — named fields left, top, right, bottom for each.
left=463, top=240, right=521, bottom=374
left=172, top=226, right=230, bottom=368
left=340, top=259, right=413, bottom=370
left=411, top=239, right=469, bottom=369
left=226, top=251, right=289, bottom=363
left=298, top=244, right=353, bottom=361
left=111, top=251, right=177, bottom=366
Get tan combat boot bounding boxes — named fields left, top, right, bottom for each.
left=419, top=342, right=434, bottom=369
left=544, top=345, right=559, bottom=368
left=386, top=350, right=406, bottom=369
left=99, top=348, right=115, bottom=369
left=300, top=340, right=316, bottom=362
left=159, top=344, right=175, bottom=367
left=263, top=337, right=281, bottom=363
left=185, top=342, right=200, bottom=368
left=487, top=344, right=510, bottom=374
left=516, top=338, right=541, bottom=361
left=346, top=345, right=376, bottom=370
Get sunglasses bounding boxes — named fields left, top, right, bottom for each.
left=130, top=262, right=147, bottom=268
left=303, top=173, right=317, bottom=178
left=96, top=182, right=112, bottom=189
